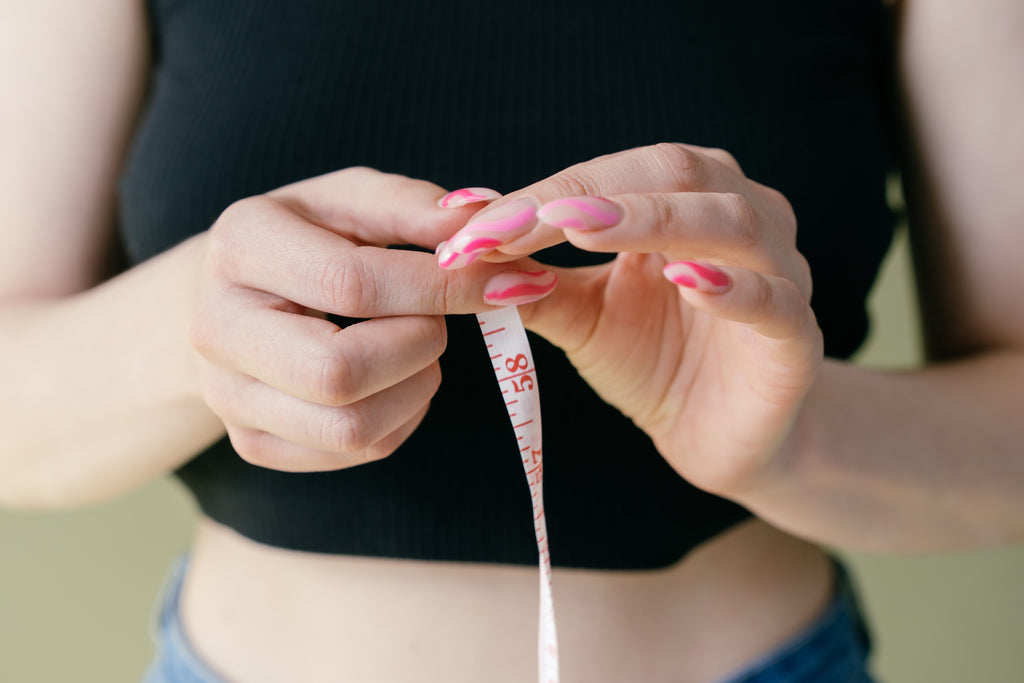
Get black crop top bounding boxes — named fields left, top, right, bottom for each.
left=119, top=0, right=896, bottom=569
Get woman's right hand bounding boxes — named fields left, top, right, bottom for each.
left=188, top=168, right=554, bottom=472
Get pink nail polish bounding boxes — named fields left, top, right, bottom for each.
left=436, top=240, right=480, bottom=270
left=438, top=187, right=503, bottom=209
left=484, top=270, right=558, bottom=306
left=663, top=262, right=731, bottom=294
left=449, top=197, right=539, bottom=255
left=537, top=196, right=623, bottom=230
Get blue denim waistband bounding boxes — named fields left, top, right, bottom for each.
left=142, top=556, right=876, bottom=683
left=717, top=559, right=876, bottom=683
left=142, top=557, right=228, bottom=683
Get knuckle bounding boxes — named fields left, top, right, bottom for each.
left=721, top=192, right=759, bottom=247
left=204, top=225, right=238, bottom=278
left=548, top=165, right=603, bottom=198
left=776, top=193, right=799, bottom=240
left=754, top=274, right=776, bottom=317
left=647, top=194, right=680, bottom=249
left=198, top=373, right=248, bottom=425
left=778, top=279, right=815, bottom=340
left=311, top=351, right=361, bottom=406
left=646, top=143, right=706, bottom=189
left=321, top=408, right=373, bottom=453
left=438, top=270, right=463, bottom=317
left=341, top=165, right=375, bottom=178
left=419, top=317, right=449, bottom=359
left=227, top=426, right=272, bottom=468
left=313, top=254, right=377, bottom=315
left=217, top=195, right=275, bottom=233
left=403, top=315, right=449, bottom=361
left=793, top=253, right=814, bottom=299
left=208, top=197, right=273, bottom=276
left=703, top=147, right=742, bottom=172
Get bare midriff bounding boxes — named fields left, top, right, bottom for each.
left=180, top=516, right=833, bottom=683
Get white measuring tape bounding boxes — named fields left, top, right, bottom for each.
left=476, top=306, right=559, bottom=683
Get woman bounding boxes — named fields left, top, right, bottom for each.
left=2, top=1, right=1022, bottom=681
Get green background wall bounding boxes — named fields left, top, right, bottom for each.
left=3, top=230, right=1024, bottom=681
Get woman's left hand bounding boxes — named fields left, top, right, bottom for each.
left=440, top=144, right=823, bottom=497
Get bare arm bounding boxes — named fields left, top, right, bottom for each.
left=0, top=1, right=225, bottom=508
left=731, top=0, right=1024, bottom=551
left=0, top=3, right=558, bottom=509
left=448, top=0, right=1024, bottom=552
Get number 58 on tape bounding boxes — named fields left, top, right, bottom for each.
left=477, top=306, right=559, bottom=683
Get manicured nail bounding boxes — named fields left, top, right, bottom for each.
left=663, top=262, right=731, bottom=294
left=438, top=187, right=502, bottom=208
left=436, top=240, right=480, bottom=270
left=449, top=197, right=539, bottom=255
left=537, top=196, right=623, bottom=230
left=484, top=270, right=558, bottom=306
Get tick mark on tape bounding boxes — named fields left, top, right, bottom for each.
left=498, top=369, right=535, bottom=383
left=477, top=306, right=559, bottom=683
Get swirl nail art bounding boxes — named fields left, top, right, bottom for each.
left=484, top=270, right=558, bottom=306
left=663, top=261, right=731, bottom=293
left=449, top=197, right=539, bottom=255
left=437, top=187, right=503, bottom=209
left=436, top=240, right=480, bottom=269
left=537, top=196, right=622, bottom=230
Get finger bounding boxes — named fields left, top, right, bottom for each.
left=539, top=191, right=792, bottom=273
left=439, top=143, right=751, bottom=265
left=191, top=303, right=447, bottom=406
left=208, top=362, right=441, bottom=460
left=662, top=261, right=817, bottom=343
left=226, top=403, right=430, bottom=473
left=209, top=198, right=557, bottom=316
left=264, top=166, right=483, bottom=249
left=437, top=187, right=502, bottom=208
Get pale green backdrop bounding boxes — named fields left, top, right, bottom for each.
left=3, top=230, right=1024, bottom=682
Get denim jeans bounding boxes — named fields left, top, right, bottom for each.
left=716, top=560, right=876, bottom=682
left=141, top=557, right=228, bottom=683
left=142, top=557, right=876, bottom=683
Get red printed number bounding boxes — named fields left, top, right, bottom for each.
left=505, top=354, right=529, bottom=372
left=512, top=375, right=535, bottom=393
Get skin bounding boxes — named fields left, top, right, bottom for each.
left=1, top=0, right=1022, bottom=681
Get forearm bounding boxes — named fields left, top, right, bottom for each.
left=733, top=351, right=1024, bottom=553
left=0, top=234, right=224, bottom=509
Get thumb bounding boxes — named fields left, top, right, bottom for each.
left=515, top=262, right=611, bottom=355
left=267, top=166, right=488, bottom=250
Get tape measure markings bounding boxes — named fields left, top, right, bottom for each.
left=476, top=307, right=560, bottom=683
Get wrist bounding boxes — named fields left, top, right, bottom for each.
left=705, top=361, right=831, bottom=506
left=176, top=231, right=214, bottom=405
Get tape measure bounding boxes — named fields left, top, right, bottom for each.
left=476, top=306, right=559, bottom=683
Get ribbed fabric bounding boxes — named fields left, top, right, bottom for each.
left=119, top=0, right=895, bottom=568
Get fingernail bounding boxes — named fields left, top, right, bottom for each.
left=484, top=270, right=558, bottom=306
left=436, top=240, right=480, bottom=270
left=449, top=197, right=539, bottom=255
left=438, top=187, right=502, bottom=208
left=537, top=196, right=623, bottom=230
left=663, top=262, right=731, bottom=294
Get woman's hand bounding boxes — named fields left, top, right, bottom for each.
left=189, top=168, right=556, bottom=472
left=440, top=144, right=822, bottom=497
